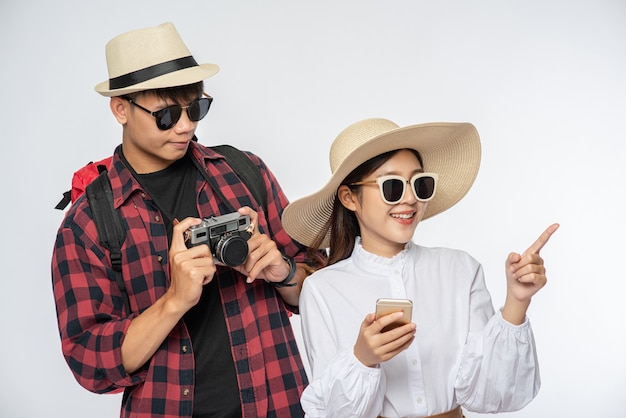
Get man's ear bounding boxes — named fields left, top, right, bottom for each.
left=110, top=97, right=128, bottom=125
left=337, top=185, right=358, bottom=211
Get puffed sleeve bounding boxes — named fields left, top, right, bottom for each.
left=455, top=303, right=540, bottom=411
left=301, top=349, right=386, bottom=418
left=299, top=281, right=385, bottom=418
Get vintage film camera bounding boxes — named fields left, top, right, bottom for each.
left=185, top=212, right=252, bottom=267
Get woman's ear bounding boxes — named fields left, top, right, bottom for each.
left=110, top=97, right=129, bottom=125
left=337, top=185, right=358, bottom=211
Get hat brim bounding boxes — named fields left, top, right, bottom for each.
left=94, top=63, right=219, bottom=97
left=282, top=122, right=481, bottom=248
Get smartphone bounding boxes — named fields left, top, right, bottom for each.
left=375, top=298, right=413, bottom=332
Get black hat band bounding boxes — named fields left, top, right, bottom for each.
left=108, top=56, right=198, bottom=90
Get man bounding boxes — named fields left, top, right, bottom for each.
left=52, top=22, right=309, bottom=418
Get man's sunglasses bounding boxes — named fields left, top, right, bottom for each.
left=123, top=93, right=213, bottom=130
left=349, top=172, right=438, bottom=204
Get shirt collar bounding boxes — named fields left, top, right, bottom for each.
left=109, top=141, right=209, bottom=209
left=351, top=237, right=414, bottom=270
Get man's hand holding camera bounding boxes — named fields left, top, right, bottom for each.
left=233, top=206, right=292, bottom=285
left=168, top=217, right=217, bottom=313
left=233, top=207, right=302, bottom=306
left=171, top=207, right=301, bottom=309
left=120, top=217, right=218, bottom=374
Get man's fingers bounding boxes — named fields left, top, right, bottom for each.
left=170, top=217, right=202, bottom=251
left=238, top=206, right=259, bottom=236
left=523, top=223, right=560, bottom=256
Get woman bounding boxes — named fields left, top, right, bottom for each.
left=282, top=118, right=558, bottom=418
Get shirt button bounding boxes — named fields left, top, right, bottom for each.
left=155, top=215, right=161, bottom=222
left=141, top=192, right=146, bottom=198
left=157, top=255, right=163, bottom=263
left=182, top=345, right=188, bottom=353
left=412, top=360, right=418, bottom=366
left=183, top=388, right=190, bottom=396
left=416, top=397, right=423, bottom=404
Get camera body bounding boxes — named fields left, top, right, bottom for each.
left=186, top=212, right=252, bottom=267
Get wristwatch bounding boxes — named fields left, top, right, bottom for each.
left=266, top=255, right=297, bottom=288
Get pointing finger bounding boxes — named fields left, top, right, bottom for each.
left=523, top=223, right=560, bottom=256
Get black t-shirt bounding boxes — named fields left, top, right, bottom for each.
left=137, top=154, right=242, bottom=418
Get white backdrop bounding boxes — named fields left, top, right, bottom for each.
left=1, top=1, right=624, bottom=417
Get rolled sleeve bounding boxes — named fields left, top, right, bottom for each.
left=53, top=214, right=144, bottom=393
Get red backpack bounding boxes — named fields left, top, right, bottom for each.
left=55, top=156, right=113, bottom=210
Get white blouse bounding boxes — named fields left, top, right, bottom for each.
left=299, top=239, right=540, bottom=418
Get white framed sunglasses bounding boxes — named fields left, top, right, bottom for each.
left=349, top=172, right=438, bottom=204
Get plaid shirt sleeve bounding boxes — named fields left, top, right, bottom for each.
left=51, top=199, right=145, bottom=394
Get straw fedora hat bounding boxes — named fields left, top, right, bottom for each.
left=282, top=118, right=481, bottom=249
left=95, top=22, right=219, bottom=97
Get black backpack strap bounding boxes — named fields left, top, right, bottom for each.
left=210, top=144, right=268, bottom=211
left=85, top=171, right=130, bottom=314
left=55, top=191, right=72, bottom=210
left=55, top=162, right=108, bottom=210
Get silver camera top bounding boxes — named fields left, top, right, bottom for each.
left=186, top=212, right=251, bottom=247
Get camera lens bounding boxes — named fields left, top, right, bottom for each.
left=215, top=235, right=249, bottom=267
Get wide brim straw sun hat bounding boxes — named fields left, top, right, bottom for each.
left=282, top=118, right=482, bottom=249
left=95, top=22, right=219, bottom=97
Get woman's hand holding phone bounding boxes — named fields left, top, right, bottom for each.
left=375, top=298, right=413, bottom=332
left=353, top=301, right=416, bottom=368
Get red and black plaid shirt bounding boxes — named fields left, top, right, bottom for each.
left=52, top=142, right=308, bottom=417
